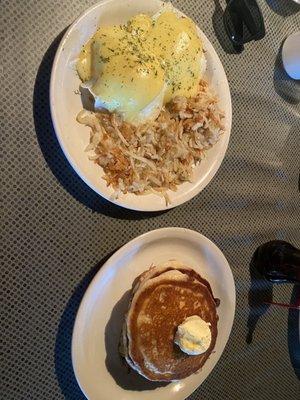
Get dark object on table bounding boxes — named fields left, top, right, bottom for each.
left=288, top=284, right=300, bottom=379
left=223, top=0, right=265, bottom=53
left=247, top=241, right=300, bottom=344
left=253, top=240, right=300, bottom=283
left=247, top=255, right=273, bottom=344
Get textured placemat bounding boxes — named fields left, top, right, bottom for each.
left=1, top=0, right=300, bottom=399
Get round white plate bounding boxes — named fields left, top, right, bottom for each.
left=72, top=228, right=236, bottom=400
left=50, top=0, right=232, bottom=211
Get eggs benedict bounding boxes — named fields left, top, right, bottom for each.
left=77, top=6, right=206, bottom=124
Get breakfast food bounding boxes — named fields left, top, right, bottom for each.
left=120, top=261, right=219, bottom=381
left=76, top=4, right=224, bottom=203
left=77, top=7, right=207, bottom=124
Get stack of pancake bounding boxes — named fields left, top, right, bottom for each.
left=121, top=260, right=219, bottom=381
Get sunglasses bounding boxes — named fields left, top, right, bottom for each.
left=223, top=0, right=266, bottom=52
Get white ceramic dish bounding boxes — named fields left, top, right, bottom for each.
left=72, top=228, right=236, bottom=400
left=50, top=0, right=232, bottom=211
left=282, top=32, right=300, bottom=80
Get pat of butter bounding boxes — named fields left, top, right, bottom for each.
left=174, top=315, right=211, bottom=355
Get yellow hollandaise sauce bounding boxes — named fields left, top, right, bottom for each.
left=77, top=10, right=204, bottom=123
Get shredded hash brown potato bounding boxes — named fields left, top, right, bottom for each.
left=77, top=80, right=224, bottom=204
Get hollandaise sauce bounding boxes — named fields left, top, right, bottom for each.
left=77, top=10, right=204, bottom=123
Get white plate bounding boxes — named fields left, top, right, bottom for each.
left=72, top=228, right=236, bottom=400
left=50, top=0, right=232, bottom=211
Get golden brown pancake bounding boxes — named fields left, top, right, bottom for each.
left=131, top=261, right=219, bottom=305
left=122, top=263, right=219, bottom=381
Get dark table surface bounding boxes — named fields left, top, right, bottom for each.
left=1, top=0, right=300, bottom=399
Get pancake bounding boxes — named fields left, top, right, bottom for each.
left=132, top=260, right=219, bottom=305
left=122, top=263, right=219, bottom=381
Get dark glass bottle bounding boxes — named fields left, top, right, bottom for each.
left=253, top=240, right=300, bottom=283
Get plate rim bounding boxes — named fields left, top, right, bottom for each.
left=71, top=227, right=236, bottom=400
left=50, top=0, right=232, bottom=212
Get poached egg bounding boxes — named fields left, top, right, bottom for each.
left=77, top=5, right=206, bottom=124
